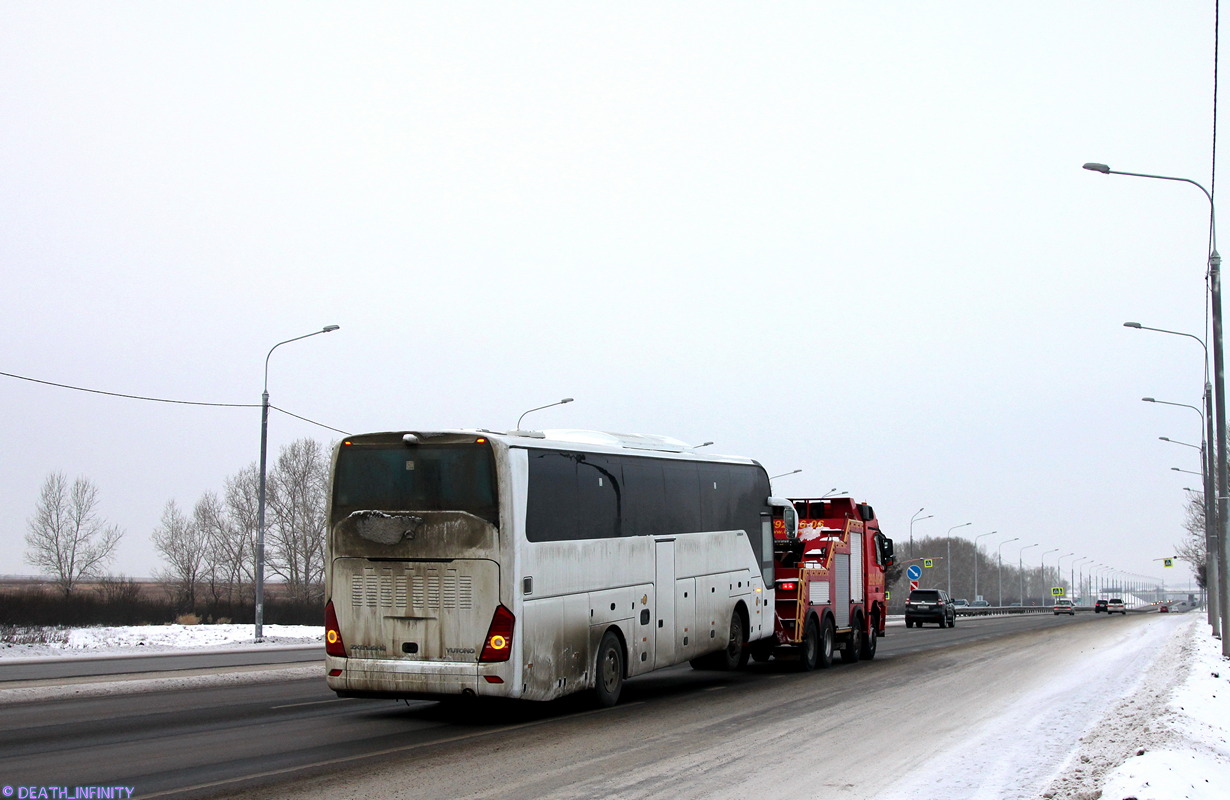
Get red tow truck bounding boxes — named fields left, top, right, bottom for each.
left=754, top=497, right=895, bottom=669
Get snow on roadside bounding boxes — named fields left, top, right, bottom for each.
left=0, top=624, right=323, bottom=659
left=1092, top=617, right=1230, bottom=800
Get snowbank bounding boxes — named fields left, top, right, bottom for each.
left=0, top=623, right=323, bottom=659
left=1096, top=618, right=1230, bottom=800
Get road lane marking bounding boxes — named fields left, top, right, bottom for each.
left=271, top=697, right=355, bottom=709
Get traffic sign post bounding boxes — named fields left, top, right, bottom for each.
left=906, top=565, right=921, bottom=593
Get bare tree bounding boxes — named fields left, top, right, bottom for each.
left=224, top=463, right=260, bottom=580
left=1176, top=492, right=1207, bottom=589
left=25, top=472, right=124, bottom=595
left=151, top=499, right=209, bottom=609
left=266, top=438, right=329, bottom=602
left=195, top=488, right=251, bottom=609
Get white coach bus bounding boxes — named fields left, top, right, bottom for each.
left=324, top=428, right=777, bottom=706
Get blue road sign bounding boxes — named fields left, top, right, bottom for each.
left=906, top=564, right=922, bottom=580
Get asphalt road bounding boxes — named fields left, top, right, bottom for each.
left=0, top=610, right=1171, bottom=799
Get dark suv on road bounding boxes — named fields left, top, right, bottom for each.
left=905, top=589, right=956, bottom=628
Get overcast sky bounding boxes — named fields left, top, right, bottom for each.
left=0, top=2, right=1220, bottom=590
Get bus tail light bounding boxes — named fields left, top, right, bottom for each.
left=325, top=600, right=346, bottom=657
left=479, top=605, right=515, bottom=662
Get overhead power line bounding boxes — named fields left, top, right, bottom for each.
left=1, top=369, right=257, bottom=407
left=1, top=369, right=350, bottom=435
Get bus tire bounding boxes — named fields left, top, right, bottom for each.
left=818, top=617, right=835, bottom=669
left=716, top=608, right=749, bottom=670
left=594, top=630, right=624, bottom=708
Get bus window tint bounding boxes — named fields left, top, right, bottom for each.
left=333, top=444, right=498, bottom=525
left=576, top=455, right=620, bottom=540
left=660, top=460, right=703, bottom=534
left=526, top=449, right=770, bottom=544
left=526, top=451, right=579, bottom=541
left=619, top=458, right=662, bottom=538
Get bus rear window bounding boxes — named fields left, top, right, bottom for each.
left=332, top=443, right=498, bottom=526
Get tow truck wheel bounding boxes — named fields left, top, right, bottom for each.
left=798, top=618, right=821, bottom=671
left=594, top=630, right=624, bottom=708
left=841, top=622, right=862, bottom=664
left=860, top=624, right=878, bottom=660
left=818, top=618, right=835, bottom=669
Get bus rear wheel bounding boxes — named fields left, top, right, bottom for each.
left=717, top=609, right=749, bottom=670
left=594, top=631, right=624, bottom=707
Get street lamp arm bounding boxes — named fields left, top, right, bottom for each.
left=1084, top=162, right=1216, bottom=260
left=1084, top=163, right=1214, bottom=209
left=264, top=325, right=341, bottom=392
left=1124, top=322, right=1208, bottom=356
left=1142, top=397, right=1204, bottom=421
left=516, top=398, right=574, bottom=430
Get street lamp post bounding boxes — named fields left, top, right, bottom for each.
left=1085, top=161, right=1230, bottom=656
left=1018, top=544, right=1039, bottom=605
left=946, top=523, right=972, bottom=594
left=1146, top=393, right=1220, bottom=630
left=256, top=324, right=340, bottom=641
left=973, top=530, right=998, bottom=603
left=1129, top=324, right=1217, bottom=624
left=1082, top=559, right=1098, bottom=604
left=909, top=508, right=933, bottom=561
left=1041, top=548, right=1060, bottom=598
left=1057, top=552, right=1075, bottom=598
left=997, top=536, right=1020, bottom=607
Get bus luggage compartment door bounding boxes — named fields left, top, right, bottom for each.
left=655, top=539, right=677, bottom=668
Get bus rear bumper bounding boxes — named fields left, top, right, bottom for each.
left=326, top=655, right=512, bottom=699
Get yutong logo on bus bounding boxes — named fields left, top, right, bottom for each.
left=447, top=647, right=477, bottom=655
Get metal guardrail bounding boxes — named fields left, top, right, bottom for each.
left=955, top=605, right=1054, bottom=617
left=954, top=604, right=1159, bottom=617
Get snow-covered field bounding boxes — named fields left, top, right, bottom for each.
left=1, top=617, right=1226, bottom=799
left=0, top=623, right=322, bottom=659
